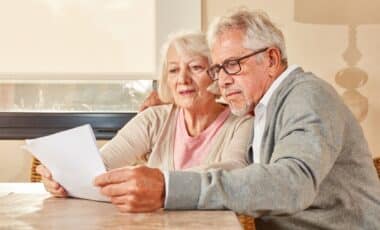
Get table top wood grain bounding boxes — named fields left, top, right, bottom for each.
left=0, top=183, right=242, bottom=230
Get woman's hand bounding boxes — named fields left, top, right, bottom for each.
left=36, top=164, right=68, bottom=198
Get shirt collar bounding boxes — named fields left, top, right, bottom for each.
left=255, top=65, right=299, bottom=113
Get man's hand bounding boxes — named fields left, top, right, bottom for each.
left=36, top=164, right=68, bottom=198
left=139, top=91, right=163, bottom=112
left=94, top=165, right=165, bottom=213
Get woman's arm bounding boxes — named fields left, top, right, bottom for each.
left=100, top=108, right=158, bottom=170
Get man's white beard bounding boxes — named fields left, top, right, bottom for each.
left=229, top=101, right=251, bottom=117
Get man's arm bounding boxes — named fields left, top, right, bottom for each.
left=165, top=160, right=318, bottom=217
left=139, top=91, right=164, bottom=112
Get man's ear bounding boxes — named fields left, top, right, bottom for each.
left=267, top=47, right=283, bottom=76
left=269, top=58, right=275, bottom=67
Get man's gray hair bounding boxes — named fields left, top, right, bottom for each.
left=207, top=8, right=287, bottom=64
left=158, top=31, right=211, bottom=103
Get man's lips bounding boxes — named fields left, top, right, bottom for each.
left=225, top=90, right=242, bottom=98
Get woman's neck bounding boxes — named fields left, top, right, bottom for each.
left=183, top=102, right=226, bottom=137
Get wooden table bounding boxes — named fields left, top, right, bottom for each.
left=0, top=183, right=242, bottom=229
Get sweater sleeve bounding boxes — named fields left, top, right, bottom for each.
left=100, top=106, right=166, bottom=170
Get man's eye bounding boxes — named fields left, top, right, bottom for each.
left=225, top=60, right=239, bottom=68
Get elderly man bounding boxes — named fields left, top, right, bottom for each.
left=95, top=9, right=380, bottom=229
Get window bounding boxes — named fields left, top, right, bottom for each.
left=0, top=0, right=201, bottom=80
left=0, top=0, right=201, bottom=138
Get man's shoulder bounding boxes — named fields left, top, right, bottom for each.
left=267, top=68, right=347, bottom=123
left=276, top=69, right=338, bottom=102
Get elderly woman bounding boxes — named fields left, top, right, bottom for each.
left=37, top=31, right=253, bottom=198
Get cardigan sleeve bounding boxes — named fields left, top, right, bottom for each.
left=100, top=106, right=167, bottom=170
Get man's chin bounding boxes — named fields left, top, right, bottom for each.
left=229, top=103, right=250, bottom=117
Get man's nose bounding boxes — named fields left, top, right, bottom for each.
left=218, top=70, right=233, bottom=88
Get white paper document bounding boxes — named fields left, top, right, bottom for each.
left=23, top=124, right=109, bottom=202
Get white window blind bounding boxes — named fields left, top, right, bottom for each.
left=0, top=0, right=201, bottom=80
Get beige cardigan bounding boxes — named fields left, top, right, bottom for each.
left=100, top=104, right=253, bottom=172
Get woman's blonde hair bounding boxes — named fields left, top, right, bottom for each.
left=157, top=31, right=211, bottom=103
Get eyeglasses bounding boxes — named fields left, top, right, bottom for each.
left=207, top=47, right=269, bottom=81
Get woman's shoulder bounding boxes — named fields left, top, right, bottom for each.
left=139, top=104, right=177, bottom=121
left=144, top=104, right=176, bottom=114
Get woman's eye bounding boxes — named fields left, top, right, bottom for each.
left=168, top=68, right=179, bottom=74
left=191, top=65, right=204, bottom=71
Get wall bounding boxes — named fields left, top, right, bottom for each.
left=203, top=0, right=380, bottom=158
left=0, top=140, right=32, bottom=182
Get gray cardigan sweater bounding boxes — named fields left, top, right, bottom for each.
left=165, top=68, right=380, bottom=230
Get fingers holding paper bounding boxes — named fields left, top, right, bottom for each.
left=94, top=165, right=165, bottom=212
left=36, top=164, right=68, bottom=198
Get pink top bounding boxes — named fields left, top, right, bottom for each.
left=173, top=108, right=230, bottom=170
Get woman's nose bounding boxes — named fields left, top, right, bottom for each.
left=177, top=68, right=191, bottom=84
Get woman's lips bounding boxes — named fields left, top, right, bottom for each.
left=179, top=89, right=195, bottom=95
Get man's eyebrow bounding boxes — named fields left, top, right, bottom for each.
left=222, top=56, right=241, bottom=63
left=211, top=56, right=239, bottom=66
left=210, top=55, right=241, bottom=66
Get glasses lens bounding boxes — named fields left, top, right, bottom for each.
left=224, top=60, right=241, bottom=74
